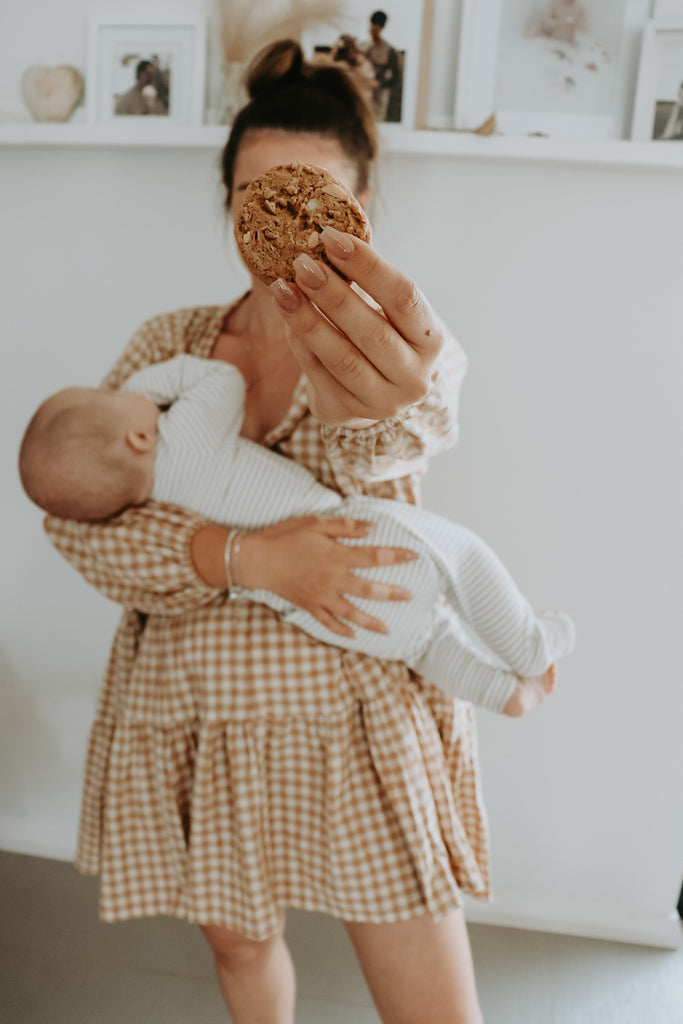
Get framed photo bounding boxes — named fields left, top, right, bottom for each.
left=454, top=0, right=651, bottom=139
left=631, top=18, right=683, bottom=140
left=86, top=1, right=206, bottom=125
left=301, top=2, right=427, bottom=132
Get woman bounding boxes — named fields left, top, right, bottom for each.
left=45, top=41, right=487, bottom=1024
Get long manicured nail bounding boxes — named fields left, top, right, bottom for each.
left=320, top=225, right=355, bottom=259
left=293, top=253, right=327, bottom=289
left=270, top=278, right=301, bottom=312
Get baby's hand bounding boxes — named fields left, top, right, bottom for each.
left=503, top=664, right=558, bottom=717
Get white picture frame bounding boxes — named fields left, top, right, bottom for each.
left=631, top=18, right=683, bottom=140
left=86, top=0, right=206, bottom=126
left=454, top=0, right=652, bottom=139
left=301, top=1, right=427, bottom=133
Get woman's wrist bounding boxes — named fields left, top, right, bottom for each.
left=224, top=528, right=245, bottom=600
left=237, top=530, right=270, bottom=590
left=190, top=524, right=230, bottom=588
left=191, top=524, right=268, bottom=592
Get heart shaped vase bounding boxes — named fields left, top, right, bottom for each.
left=21, top=65, right=84, bottom=123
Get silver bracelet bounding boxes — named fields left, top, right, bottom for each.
left=223, top=529, right=244, bottom=601
left=231, top=531, right=243, bottom=589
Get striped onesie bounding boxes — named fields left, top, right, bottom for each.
left=123, top=354, right=575, bottom=713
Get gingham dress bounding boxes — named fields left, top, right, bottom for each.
left=45, top=301, right=493, bottom=940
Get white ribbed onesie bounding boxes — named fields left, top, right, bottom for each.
left=123, top=355, right=575, bottom=713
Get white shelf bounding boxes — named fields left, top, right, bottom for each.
left=388, top=131, right=683, bottom=171
left=2, top=120, right=683, bottom=170
left=0, top=120, right=227, bottom=148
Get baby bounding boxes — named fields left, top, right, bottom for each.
left=19, top=355, right=575, bottom=716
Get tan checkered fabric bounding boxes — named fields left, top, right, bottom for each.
left=44, top=300, right=492, bottom=940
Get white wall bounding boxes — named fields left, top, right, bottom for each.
left=2, top=1, right=682, bottom=951
left=378, top=152, right=683, bottom=947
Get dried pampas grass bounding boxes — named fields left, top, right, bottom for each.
left=216, top=0, right=346, bottom=64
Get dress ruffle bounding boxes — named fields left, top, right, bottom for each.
left=76, top=627, right=491, bottom=940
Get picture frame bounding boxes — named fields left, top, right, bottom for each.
left=454, top=0, right=652, bottom=140
left=301, top=1, right=428, bottom=132
left=85, top=0, right=206, bottom=126
left=631, top=18, right=683, bottom=140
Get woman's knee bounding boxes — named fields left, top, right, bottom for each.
left=200, top=920, right=285, bottom=972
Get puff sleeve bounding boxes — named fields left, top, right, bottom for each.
left=43, top=307, right=226, bottom=614
left=320, top=332, right=467, bottom=494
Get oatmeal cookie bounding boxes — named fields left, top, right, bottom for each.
left=235, top=162, right=371, bottom=285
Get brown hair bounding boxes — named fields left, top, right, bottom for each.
left=221, top=39, right=378, bottom=205
left=19, top=391, right=143, bottom=521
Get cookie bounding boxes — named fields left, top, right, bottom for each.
left=234, top=162, right=371, bottom=285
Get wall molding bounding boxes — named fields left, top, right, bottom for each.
left=0, top=816, right=75, bottom=863
left=1, top=817, right=679, bottom=950
left=464, top=894, right=682, bottom=951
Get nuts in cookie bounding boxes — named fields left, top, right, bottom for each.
left=235, top=162, right=372, bottom=285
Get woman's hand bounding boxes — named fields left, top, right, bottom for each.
left=236, top=515, right=416, bottom=637
left=269, top=227, right=447, bottom=425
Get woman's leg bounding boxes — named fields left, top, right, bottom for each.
left=344, top=909, right=484, bottom=1024
left=200, top=913, right=296, bottom=1024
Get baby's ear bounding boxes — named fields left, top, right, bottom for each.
left=125, top=428, right=155, bottom=454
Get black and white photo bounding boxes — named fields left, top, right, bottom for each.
left=302, top=2, right=426, bottom=130
left=86, top=5, right=205, bottom=126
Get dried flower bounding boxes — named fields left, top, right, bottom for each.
left=216, top=0, right=347, bottom=64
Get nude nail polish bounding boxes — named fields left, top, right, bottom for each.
left=270, top=278, right=301, bottom=312
left=320, top=225, right=355, bottom=258
left=293, top=254, right=327, bottom=289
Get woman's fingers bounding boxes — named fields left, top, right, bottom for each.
left=320, top=228, right=446, bottom=361
left=269, top=240, right=443, bottom=420
left=303, top=515, right=376, bottom=538
left=315, top=588, right=410, bottom=638
left=291, top=254, right=420, bottom=390
left=281, top=257, right=428, bottom=399
left=327, top=596, right=389, bottom=636
left=277, top=295, right=383, bottom=421
left=314, top=607, right=356, bottom=639
left=241, top=517, right=416, bottom=639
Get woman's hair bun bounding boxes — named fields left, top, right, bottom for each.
left=246, top=40, right=305, bottom=99
left=221, top=37, right=378, bottom=201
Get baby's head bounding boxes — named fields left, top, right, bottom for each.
left=19, top=386, right=159, bottom=521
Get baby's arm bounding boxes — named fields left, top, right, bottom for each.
left=123, top=355, right=246, bottom=448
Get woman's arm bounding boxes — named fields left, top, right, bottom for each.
left=192, top=516, right=416, bottom=638
left=272, top=232, right=467, bottom=495
left=44, top=502, right=222, bottom=615
left=319, top=331, right=466, bottom=496
left=44, top=303, right=416, bottom=627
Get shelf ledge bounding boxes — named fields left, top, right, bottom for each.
left=1, top=121, right=683, bottom=169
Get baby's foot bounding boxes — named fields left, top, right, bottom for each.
left=503, top=664, right=558, bottom=717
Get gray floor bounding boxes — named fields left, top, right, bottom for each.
left=1, top=851, right=681, bottom=1023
